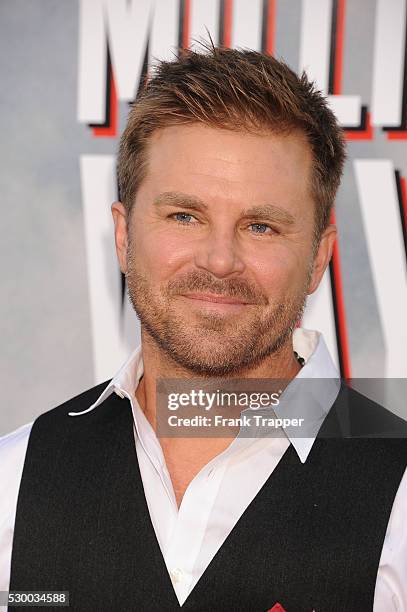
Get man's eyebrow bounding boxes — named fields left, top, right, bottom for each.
left=153, top=192, right=295, bottom=225
left=241, top=204, right=295, bottom=225
left=153, top=191, right=208, bottom=212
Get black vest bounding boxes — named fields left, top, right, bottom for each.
left=9, top=383, right=407, bottom=612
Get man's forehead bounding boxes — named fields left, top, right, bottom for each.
left=146, top=124, right=311, bottom=181
left=138, top=124, right=314, bottom=215
left=148, top=122, right=311, bottom=156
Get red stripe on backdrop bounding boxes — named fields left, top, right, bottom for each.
left=330, top=210, right=352, bottom=378
left=265, top=0, right=276, bottom=55
left=401, top=176, right=407, bottom=234
left=223, top=0, right=233, bottom=48
left=92, top=66, right=118, bottom=138
left=345, top=111, right=374, bottom=140
left=182, top=0, right=191, bottom=49
left=331, top=0, right=373, bottom=141
left=322, top=0, right=352, bottom=374
left=333, top=0, right=346, bottom=95
left=387, top=131, right=407, bottom=140
left=386, top=12, right=407, bottom=139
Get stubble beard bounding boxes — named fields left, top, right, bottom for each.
left=126, top=244, right=312, bottom=377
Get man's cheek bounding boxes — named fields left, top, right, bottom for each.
left=158, top=242, right=195, bottom=272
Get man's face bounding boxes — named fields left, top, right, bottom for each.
left=114, top=124, right=334, bottom=376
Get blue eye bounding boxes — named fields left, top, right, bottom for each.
left=249, top=223, right=270, bottom=234
left=173, top=212, right=195, bottom=223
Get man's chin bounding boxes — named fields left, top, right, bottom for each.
left=172, top=304, right=254, bottom=335
left=163, top=350, right=248, bottom=377
left=156, top=332, right=268, bottom=377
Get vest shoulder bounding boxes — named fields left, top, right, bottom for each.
left=325, top=383, right=407, bottom=440
left=35, top=380, right=112, bottom=424
left=348, top=385, right=407, bottom=433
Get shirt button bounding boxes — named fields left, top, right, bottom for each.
left=170, top=568, right=184, bottom=584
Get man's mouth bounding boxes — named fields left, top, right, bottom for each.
left=179, top=292, right=255, bottom=312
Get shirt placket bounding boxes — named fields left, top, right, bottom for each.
left=164, top=456, right=228, bottom=604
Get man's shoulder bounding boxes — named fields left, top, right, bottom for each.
left=29, top=380, right=131, bottom=448
left=37, top=379, right=112, bottom=421
left=345, top=384, right=407, bottom=437
left=0, top=422, right=34, bottom=543
left=0, top=422, right=33, bottom=478
left=0, top=380, right=112, bottom=459
left=322, top=382, right=407, bottom=442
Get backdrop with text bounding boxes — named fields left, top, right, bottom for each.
left=1, top=0, right=406, bottom=434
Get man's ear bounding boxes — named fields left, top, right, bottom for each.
left=307, top=224, right=337, bottom=295
left=111, top=201, right=129, bottom=274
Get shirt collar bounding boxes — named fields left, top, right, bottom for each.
left=68, top=329, right=340, bottom=463
left=275, top=329, right=340, bottom=462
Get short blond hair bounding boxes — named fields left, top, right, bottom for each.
left=118, top=45, right=346, bottom=239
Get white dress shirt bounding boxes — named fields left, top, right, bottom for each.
left=1, top=329, right=406, bottom=610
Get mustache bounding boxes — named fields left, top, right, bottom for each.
left=165, top=271, right=269, bottom=305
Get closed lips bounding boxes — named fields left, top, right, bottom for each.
left=181, top=293, right=253, bottom=304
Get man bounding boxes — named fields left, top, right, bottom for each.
left=1, top=46, right=406, bottom=611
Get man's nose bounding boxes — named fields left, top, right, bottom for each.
left=193, top=227, right=245, bottom=278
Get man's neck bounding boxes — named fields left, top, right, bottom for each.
left=134, top=328, right=301, bottom=429
left=134, top=329, right=301, bottom=507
